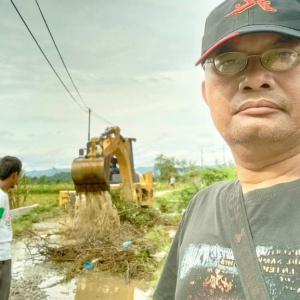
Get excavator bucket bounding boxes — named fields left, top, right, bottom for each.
left=71, top=155, right=110, bottom=193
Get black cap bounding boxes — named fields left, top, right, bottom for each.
left=195, top=0, right=300, bottom=66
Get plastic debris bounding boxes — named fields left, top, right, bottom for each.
left=83, top=261, right=93, bottom=270
left=122, top=241, right=132, bottom=248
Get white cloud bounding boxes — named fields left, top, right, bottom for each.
left=1, top=0, right=227, bottom=171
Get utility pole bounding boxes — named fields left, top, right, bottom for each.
left=86, top=108, right=91, bottom=154
left=88, top=108, right=91, bottom=141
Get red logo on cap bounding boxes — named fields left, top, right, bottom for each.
left=226, top=0, right=276, bottom=17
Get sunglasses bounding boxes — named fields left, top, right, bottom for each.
left=205, top=48, right=300, bottom=74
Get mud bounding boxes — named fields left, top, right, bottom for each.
left=75, top=273, right=151, bottom=300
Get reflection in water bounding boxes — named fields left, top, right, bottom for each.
left=75, top=273, right=151, bottom=300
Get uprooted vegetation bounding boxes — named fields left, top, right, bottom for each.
left=12, top=164, right=238, bottom=285
left=24, top=190, right=175, bottom=282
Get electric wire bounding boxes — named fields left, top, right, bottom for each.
left=10, top=0, right=88, bottom=113
left=90, top=111, right=116, bottom=127
left=35, top=0, right=88, bottom=109
left=12, top=0, right=117, bottom=127
left=10, top=0, right=171, bottom=155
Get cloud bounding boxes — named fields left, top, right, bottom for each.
left=1, top=0, right=227, bottom=170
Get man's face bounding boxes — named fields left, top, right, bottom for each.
left=10, top=172, right=20, bottom=189
left=201, top=33, right=300, bottom=150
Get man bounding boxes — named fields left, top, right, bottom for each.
left=170, top=176, right=175, bottom=188
left=153, top=0, right=300, bottom=299
left=109, top=155, right=119, bottom=180
left=0, top=156, right=22, bottom=300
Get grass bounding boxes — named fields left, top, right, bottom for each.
left=28, top=182, right=75, bottom=194
left=12, top=193, right=62, bottom=237
left=154, top=182, right=201, bottom=214
left=153, top=181, right=172, bottom=191
left=144, top=225, right=174, bottom=252
left=11, top=184, right=181, bottom=283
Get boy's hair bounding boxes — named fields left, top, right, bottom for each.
left=0, top=156, right=22, bottom=180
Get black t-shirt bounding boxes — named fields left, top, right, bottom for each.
left=154, top=179, right=300, bottom=300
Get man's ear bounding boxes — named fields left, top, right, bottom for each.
left=201, top=80, right=208, bottom=105
left=11, top=172, right=18, bottom=180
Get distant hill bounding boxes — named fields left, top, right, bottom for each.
left=136, top=166, right=154, bottom=174
left=24, top=167, right=154, bottom=178
left=24, top=168, right=71, bottom=178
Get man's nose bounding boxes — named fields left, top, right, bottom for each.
left=238, top=57, right=276, bottom=92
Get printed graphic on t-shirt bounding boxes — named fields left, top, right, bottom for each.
left=0, top=207, right=4, bottom=219
left=4, top=215, right=11, bottom=227
left=180, top=244, right=300, bottom=299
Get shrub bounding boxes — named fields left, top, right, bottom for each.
left=201, top=164, right=237, bottom=186
left=9, top=174, right=31, bottom=209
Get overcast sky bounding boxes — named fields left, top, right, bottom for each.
left=1, top=0, right=232, bottom=171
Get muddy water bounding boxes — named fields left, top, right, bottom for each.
left=75, top=273, right=151, bottom=300
left=11, top=240, right=76, bottom=299
left=11, top=240, right=152, bottom=300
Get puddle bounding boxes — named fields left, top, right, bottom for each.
left=11, top=240, right=153, bottom=300
left=12, top=240, right=35, bottom=277
left=74, top=273, right=151, bottom=300
left=42, top=278, right=77, bottom=300
left=11, top=215, right=155, bottom=299
left=11, top=240, right=75, bottom=299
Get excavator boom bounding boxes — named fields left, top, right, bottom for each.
left=68, top=126, right=154, bottom=206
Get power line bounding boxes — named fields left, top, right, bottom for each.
left=10, top=0, right=88, bottom=113
left=10, top=0, right=166, bottom=154
left=35, top=0, right=88, bottom=109
left=34, top=0, right=120, bottom=127
left=90, top=111, right=116, bottom=127
left=11, top=0, right=118, bottom=128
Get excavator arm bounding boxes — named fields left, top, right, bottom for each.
left=71, top=126, right=152, bottom=205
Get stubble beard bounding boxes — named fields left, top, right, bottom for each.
left=226, top=119, right=299, bottom=149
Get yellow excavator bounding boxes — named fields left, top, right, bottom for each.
left=60, top=126, right=154, bottom=208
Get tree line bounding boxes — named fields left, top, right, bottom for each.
left=25, top=172, right=72, bottom=184
left=21, top=154, right=236, bottom=185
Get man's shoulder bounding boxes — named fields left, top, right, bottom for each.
left=0, top=188, right=7, bottom=202
left=184, top=179, right=238, bottom=214
left=0, top=188, right=8, bottom=200
left=194, top=179, right=238, bottom=198
left=179, top=180, right=238, bottom=240
left=183, top=180, right=238, bottom=211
